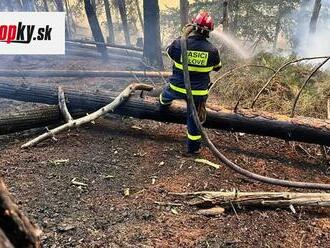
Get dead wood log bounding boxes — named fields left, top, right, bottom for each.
left=65, top=47, right=143, bottom=62
left=66, top=41, right=143, bottom=58
left=0, top=179, right=41, bottom=247
left=135, top=0, right=144, bottom=31
left=172, top=190, right=330, bottom=208
left=0, top=106, right=86, bottom=135
left=0, top=70, right=171, bottom=78
left=67, top=39, right=143, bottom=52
left=22, top=84, right=153, bottom=148
left=0, top=82, right=330, bottom=146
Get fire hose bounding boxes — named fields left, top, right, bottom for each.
left=181, top=25, right=330, bottom=190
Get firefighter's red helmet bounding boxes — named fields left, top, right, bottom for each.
left=192, top=11, right=214, bottom=32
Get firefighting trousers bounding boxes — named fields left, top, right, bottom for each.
left=159, top=85, right=207, bottom=153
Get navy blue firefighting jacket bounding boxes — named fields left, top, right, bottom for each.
left=166, top=34, right=221, bottom=96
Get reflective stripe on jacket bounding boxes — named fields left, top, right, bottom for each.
left=167, top=34, right=221, bottom=93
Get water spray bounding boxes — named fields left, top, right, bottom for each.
left=181, top=25, right=330, bottom=190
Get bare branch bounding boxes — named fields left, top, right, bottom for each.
left=210, top=64, right=275, bottom=92
left=21, top=83, right=153, bottom=148
left=251, top=56, right=330, bottom=108
left=58, top=86, right=73, bottom=122
left=290, top=57, right=330, bottom=117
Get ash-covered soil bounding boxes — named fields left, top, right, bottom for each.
left=0, top=54, right=330, bottom=247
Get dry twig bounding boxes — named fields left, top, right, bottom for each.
left=251, top=56, right=330, bottom=108
left=290, top=57, right=330, bottom=117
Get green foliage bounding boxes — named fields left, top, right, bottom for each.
left=211, top=53, right=330, bottom=118
left=160, top=0, right=303, bottom=46
left=160, top=7, right=181, bottom=45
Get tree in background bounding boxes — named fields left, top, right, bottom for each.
left=117, top=0, right=131, bottom=45
left=54, top=0, right=72, bottom=38
left=222, top=0, right=229, bottom=32
left=180, top=0, right=189, bottom=30
left=143, top=0, right=163, bottom=69
left=104, top=0, right=115, bottom=43
left=84, top=0, right=108, bottom=58
left=310, top=0, right=322, bottom=34
left=135, top=0, right=144, bottom=31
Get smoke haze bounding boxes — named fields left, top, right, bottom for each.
left=293, top=0, right=330, bottom=58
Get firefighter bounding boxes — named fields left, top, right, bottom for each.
left=159, top=11, right=222, bottom=155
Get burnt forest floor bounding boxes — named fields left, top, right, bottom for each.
left=0, top=54, right=330, bottom=248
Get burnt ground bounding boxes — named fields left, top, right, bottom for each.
left=0, top=54, right=330, bottom=247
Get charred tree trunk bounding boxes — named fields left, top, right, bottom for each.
left=83, top=0, right=108, bottom=58
left=0, top=69, right=169, bottom=78
left=135, top=0, right=144, bottom=31
left=21, top=84, right=152, bottom=148
left=222, top=0, right=229, bottom=32
left=66, top=41, right=143, bottom=57
left=310, top=0, right=322, bottom=34
left=143, top=0, right=164, bottom=69
left=230, top=0, right=239, bottom=34
left=103, top=0, right=115, bottom=44
left=54, top=0, right=71, bottom=38
left=64, top=0, right=73, bottom=37
left=117, top=0, right=131, bottom=46
left=66, top=0, right=77, bottom=33
left=0, top=106, right=71, bottom=135
left=67, top=39, right=143, bottom=51
left=273, top=5, right=284, bottom=50
left=0, top=179, right=41, bottom=247
left=293, top=0, right=309, bottom=49
left=91, top=0, right=96, bottom=10
left=180, top=0, right=189, bottom=30
left=1, top=82, right=330, bottom=146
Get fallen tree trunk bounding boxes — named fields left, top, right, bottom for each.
left=0, top=70, right=171, bottom=78
left=0, top=82, right=329, bottom=146
left=0, top=106, right=86, bottom=135
left=66, top=47, right=143, bottom=62
left=171, top=190, right=330, bottom=208
left=22, top=83, right=152, bottom=148
left=66, top=41, right=143, bottom=58
left=67, top=39, right=143, bottom=51
left=0, top=179, right=41, bottom=247
left=0, top=106, right=62, bottom=135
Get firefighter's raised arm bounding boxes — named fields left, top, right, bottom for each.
left=166, top=38, right=181, bottom=63
left=212, top=50, right=222, bottom=72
